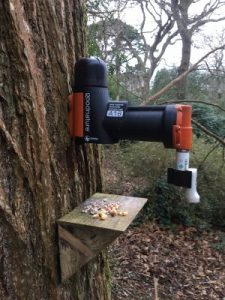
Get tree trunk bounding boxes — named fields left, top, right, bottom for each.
left=0, top=1, right=110, bottom=299
left=177, top=35, right=191, bottom=100
left=171, top=0, right=192, bottom=100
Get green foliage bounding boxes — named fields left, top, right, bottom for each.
left=133, top=177, right=195, bottom=226
left=87, top=18, right=147, bottom=101
left=193, top=139, right=225, bottom=228
left=151, top=68, right=177, bottom=100
left=151, top=68, right=209, bottom=100
left=116, top=139, right=225, bottom=229
left=107, top=73, right=137, bottom=101
left=186, top=71, right=209, bottom=99
left=87, top=18, right=141, bottom=62
left=212, top=236, right=225, bottom=251
left=192, top=104, right=225, bottom=141
left=87, top=23, right=103, bottom=57
left=152, top=68, right=225, bottom=144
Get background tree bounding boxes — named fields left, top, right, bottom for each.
left=201, top=31, right=225, bottom=104
left=88, top=0, right=225, bottom=101
left=88, top=0, right=179, bottom=100
left=0, top=1, right=110, bottom=299
left=168, top=0, right=225, bottom=99
left=88, top=18, right=145, bottom=99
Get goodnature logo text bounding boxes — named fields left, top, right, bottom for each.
left=85, top=93, right=91, bottom=133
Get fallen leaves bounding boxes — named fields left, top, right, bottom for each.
left=110, top=223, right=225, bottom=300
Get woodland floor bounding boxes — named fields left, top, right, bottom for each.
left=102, top=145, right=225, bottom=300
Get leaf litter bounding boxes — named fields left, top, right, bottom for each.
left=103, top=145, right=225, bottom=299
left=110, top=224, right=225, bottom=300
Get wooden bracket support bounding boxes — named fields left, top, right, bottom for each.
left=57, top=193, right=147, bottom=282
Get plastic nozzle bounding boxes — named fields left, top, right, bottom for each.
left=184, top=168, right=200, bottom=203
left=175, top=151, right=200, bottom=203
left=176, top=150, right=189, bottom=170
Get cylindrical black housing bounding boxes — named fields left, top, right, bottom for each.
left=73, top=57, right=108, bottom=90
left=72, top=57, right=177, bottom=147
left=73, top=57, right=116, bottom=143
left=103, top=104, right=177, bottom=148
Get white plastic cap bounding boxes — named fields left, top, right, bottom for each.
left=185, top=168, right=200, bottom=203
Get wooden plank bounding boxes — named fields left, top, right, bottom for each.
left=58, top=193, right=147, bottom=281
left=59, top=240, right=87, bottom=281
left=58, top=225, right=118, bottom=281
left=58, top=193, right=147, bottom=233
left=69, top=225, right=119, bottom=254
left=58, top=225, right=93, bottom=257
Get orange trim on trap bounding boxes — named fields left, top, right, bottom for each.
left=68, top=93, right=84, bottom=137
left=173, top=105, right=192, bottom=150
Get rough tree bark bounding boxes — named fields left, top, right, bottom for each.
left=0, top=1, right=110, bottom=299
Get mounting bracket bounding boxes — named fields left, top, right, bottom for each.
left=57, top=193, right=147, bottom=281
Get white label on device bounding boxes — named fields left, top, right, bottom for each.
left=106, top=110, right=124, bottom=117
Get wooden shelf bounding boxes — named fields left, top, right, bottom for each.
left=58, top=193, right=147, bottom=232
left=57, top=193, right=147, bottom=282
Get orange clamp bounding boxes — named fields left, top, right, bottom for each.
left=172, top=105, right=192, bottom=150
left=68, top=93, right=84, bottom=137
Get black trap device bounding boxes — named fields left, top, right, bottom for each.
left=68, top=57, right=200, bottom=203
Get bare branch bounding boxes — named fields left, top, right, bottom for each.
left=158, top=99, right=225, bottom=113
left=142, top=44, right=225, bottom=105
left=198, top=142, right=221, bottom=170
left=192, top=119, right=225, bottom=147
left=154, top=29, right=179, bottom=62
left=190, top=17, right=225, bottom=33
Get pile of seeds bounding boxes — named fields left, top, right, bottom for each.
left=81, top=198, right=128, bottom=220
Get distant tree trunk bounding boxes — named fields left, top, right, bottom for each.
left=171, top=0, right=192, bottom=100
left=0, top=1, right=110, bottom=299
left=170, top=0, right=225, bottom=100
left=177, top=34, right=191, bottom=100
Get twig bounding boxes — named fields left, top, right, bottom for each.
left=198, top=142, right=220, bottom=170
left=155, top=101, right=225, bottom=147
left=109, top=75, right=143, bottom=100
left=153, top=254, right=159, bottom=300
left=142, top=44, right=225, bottom=105
left=158, top=99, right=225, bottom=113
left=192, top=119, right=225, bottom=147
left=154, top=276, right=159, bottom=300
